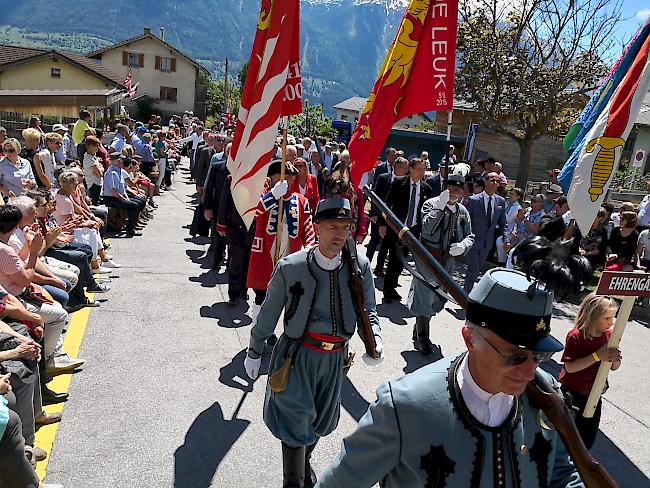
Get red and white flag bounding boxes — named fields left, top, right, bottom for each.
left=228, top=0, right=302, bottom=229
left=124, top=70, right=139, bottom=98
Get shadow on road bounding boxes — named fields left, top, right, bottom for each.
left=173, top=401, right=250, bottom=488
left=185, top=249, right=213, bottom=270
left=200, top=302, right=252, bottom=328
left=189, top=270, right=228, bottom=288
left=341, top=376, right=371, bottom=422
left=401, top=349, right=443, bottom=375
left=376, top=302, right=413, bottom=325
left=218, top=349, right=273, bottom=393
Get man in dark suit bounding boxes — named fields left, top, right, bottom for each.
left=424, top=163, right=448, bottom=198
left=367, top=157, right=410, bottom=275
left=380, top=158, right=432, bottom=302
left=372, top=147, right=397, bottom=188
left=202, top=150, right=229, bottom=269
left=463, top=172, right=508, bottom=293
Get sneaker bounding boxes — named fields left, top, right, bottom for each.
left=94, top=266, right=111, bottom=274
left=102, top=259, right=122, bottom=268
left=87, top=283, right=110, bottom=293
left=52, top=353, right=85, bottom=370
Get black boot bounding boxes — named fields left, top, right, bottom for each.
left=282, top=442, right=306, bottom=488
left=304, top=441, right=318, bottom=488
left=413, top=316, right=434, bottom=355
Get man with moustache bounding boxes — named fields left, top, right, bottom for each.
left=244, top=198, right=383, bottom=488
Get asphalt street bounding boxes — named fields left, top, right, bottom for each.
left=45, top=159, right=650, bottom=487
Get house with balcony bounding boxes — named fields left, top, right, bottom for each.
left=87, top=28, right=209, bottom=120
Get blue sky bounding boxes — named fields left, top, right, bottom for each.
left=616, top=2, right=649, bottom=49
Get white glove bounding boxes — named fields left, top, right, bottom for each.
left=362, top=337, right=384, bottom=365
left=562, top=210, right=573, bottom=225
left=449, top=242, right=464, bottom=256
left=271, top=180, right=289, bottom=199
left=430, top=190, right=450, bottom=210
left=244, top=353, right=262, bottom=380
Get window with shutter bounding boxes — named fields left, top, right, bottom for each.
left=171, top=87, right=178, bottom=101
left=155, top=56, right=161, bottom=70
left=128, top=52, right=139, bottom=68
left=138, top=53, right=144, bottom=67
left=160, top=86, right=165, bottom=100
left=122, top=51, right=128, bottom=66
left=171, top=58, right=176, bottom=72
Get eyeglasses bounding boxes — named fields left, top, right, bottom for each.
left=474, top=328, right=553, bottom=366
left=3, top=148, right=16, bottom=153
left=54, top=141, right=63, bottom=146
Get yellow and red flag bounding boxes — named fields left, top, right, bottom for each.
left=349, top=0, right=458, bottom=186
left=228, top=0, right=302, bottom=229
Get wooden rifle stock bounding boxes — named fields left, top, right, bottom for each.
left=362, top=185, right=618, bottom=487
left=526, top=373, right=618, bottom=488
left=343, top=236, right=379, bottom=359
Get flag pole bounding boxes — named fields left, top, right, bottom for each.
left=444, top=110, right=453, bottom=184
left=275, top=116, right=289, bottom=263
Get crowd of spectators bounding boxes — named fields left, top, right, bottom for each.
left=0, top=108, right=187, bottom=487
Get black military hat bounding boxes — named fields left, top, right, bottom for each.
left=447, top=174, right=465, bottom=187
left=466, top=268, right=563, bottom=352
left=314, top=198, right=354, bottom=223
left=267, top=159, right=299, bottom=177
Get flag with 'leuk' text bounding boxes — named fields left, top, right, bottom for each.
left=559, top=16, right=650, bottom=233
left=228, top=0, right=302, bottom=229
left=349, top=0, right=458, bottom=187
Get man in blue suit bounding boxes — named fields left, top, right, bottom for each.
left=371, top=147, right=397, bottom=188
left=463, top=172, right=509, bottom=293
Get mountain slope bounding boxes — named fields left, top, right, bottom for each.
left=0, top=0, right=406, bottom=113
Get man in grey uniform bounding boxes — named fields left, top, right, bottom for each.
left=317, top=268, right=584, bottom=488
left=407, top=174, right=474, bottom=354
left=244, top=198, right=383, bottom=488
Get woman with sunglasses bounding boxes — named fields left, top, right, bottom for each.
left=0, top=138, right=36, bottom=198
left=33, top=132, right=63, bottom=190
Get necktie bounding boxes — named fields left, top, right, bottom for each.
left=487, top=196, right=493, bottom=227
left=407, top=182, right=417, bottom=226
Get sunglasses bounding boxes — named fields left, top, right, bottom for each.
left=475, top=328, right=553, bottom=366
left=54, top=141, right=63, bottom=146
left=3, top=148, right=16, bottom=153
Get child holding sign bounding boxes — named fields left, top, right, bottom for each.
left=559, top=293, right=623, bottom=449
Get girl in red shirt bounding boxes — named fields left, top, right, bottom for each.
left=559, top=293, right=622, bottom=448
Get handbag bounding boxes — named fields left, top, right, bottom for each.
left=21, top=283, right=54, bottom=305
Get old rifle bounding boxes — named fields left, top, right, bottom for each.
left=363, top=185, right=618, bottom=488
left=343, top=235, right=379, bottom=359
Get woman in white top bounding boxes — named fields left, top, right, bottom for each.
left=33, top=132, right=62, bottom=189
left=496, top=187, right=525, bottom=264
left=54, top=171, right=120, bottom=269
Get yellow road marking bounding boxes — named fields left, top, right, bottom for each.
left=34, top=294, right=94, bottom=481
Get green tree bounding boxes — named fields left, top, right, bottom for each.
left=288, top=100, right=334, bottom=139
left=238, top=62, right=249, bottom=92
left=206, top=79, right=241, bottom=117
left=456, top=0, right=622, bottom=187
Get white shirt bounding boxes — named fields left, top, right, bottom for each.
left=314, top=247, right=342, bottom=270
left=637, top=194, right=650, bottom=227
left=481, top=191, right=496, bottom=219
left=407, top=179, right=421, bottom=227
left=457, top=354, right=514, bottom=427
left=298, top=183, right=307, bottom=196
left=638, top=229, right=650, bottom=260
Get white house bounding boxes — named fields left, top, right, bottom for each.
left=87, top=28, right=209, bottom=119
left=333, top=95, right=433, bottom=129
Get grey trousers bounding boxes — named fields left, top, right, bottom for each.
left=10, top=372, right=42, bottom=446
left=463, top=246, right=491, bottom=294
left=0, top=392, right=39, bottom=488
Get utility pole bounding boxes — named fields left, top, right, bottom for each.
left=224, top=58, right=229, bottom=116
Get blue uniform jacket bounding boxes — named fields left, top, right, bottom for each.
left=317, top=354, right=583, bottom=488
left=249, top=246, right=381, bottom=354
